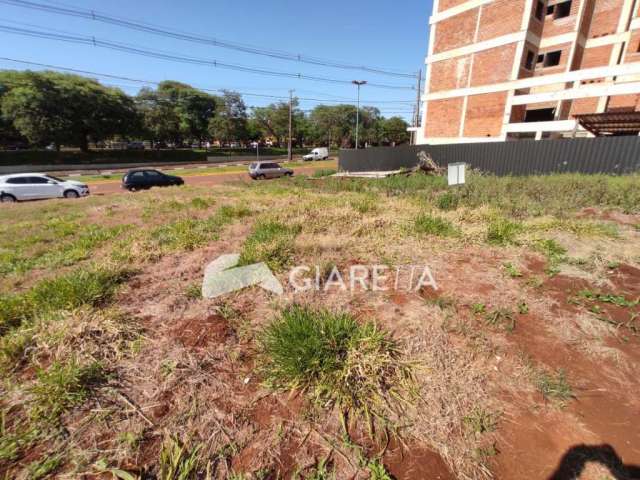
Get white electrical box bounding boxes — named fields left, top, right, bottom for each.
left=448, top=162, right=466, bottom=186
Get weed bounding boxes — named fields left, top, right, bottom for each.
left=427, top=296, right=457, bottom=310
left=260, top=305, right=414, bottom=433
left=350, top=196, right=377, bottom=214
left=0, top=411, right=39, bottom=462
left=503, top=262, right=522, bottom=278
left=471, top=303, right=486, bottom=315
left=474, top=443, right=499, bottom=461
left=463, top=407, right=499, bottom=434
left=414, top=214, right=457, bottom=237
left=0, top=268, right=128, bottom=335
left=239, top=220, right=300, bottom=271
left=535, top=368, right=573, bottom=402
left=312, top=169, right=337, bottom=178
left=578, top=290, right=638, bottom=308
left=485, top=308, right=516, bottom=332
left=151, top=204, right=250, bottom=251
left=517, top=301, right=529, bottom=315
left=158, top=435, right=202, bottom=480
left=436, top=191, right=459, bottom=211
left=367, top=460, right=393, bottom=480
left=184, top=282, right=202, bottom=300
left=486, top=218, right=520, bottom=245
left=29, top=360, right=104, bottom=423
left=534, top=239, right=567, bottom=275
left=0, top=328, right=34, bottom=372
left=27, top=454, right=63, bottom=479
left=190, top=197, right=214, bottom=210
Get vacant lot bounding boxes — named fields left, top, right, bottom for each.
left=1, top=172, right=639, bottom=479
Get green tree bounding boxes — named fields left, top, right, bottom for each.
left=136, top=81, right=218, bottom=145
left=381, top=116, right=410, bottom=145
left=251, top=99, right=302, bottom=147
left=0, top=70, right=139, bottom=151
left=208, top=90, right=248, bottom=145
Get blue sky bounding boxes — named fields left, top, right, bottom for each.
left=0, top=0, right=433, bottom=120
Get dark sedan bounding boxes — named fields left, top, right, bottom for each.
left=122, top=169, right=184, bottom=191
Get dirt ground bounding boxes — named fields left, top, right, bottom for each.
left=1, top=174, right=639, bottom=479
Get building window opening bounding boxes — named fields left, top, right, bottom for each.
left=535, top=1, right=545, bottom=20
left=525, top=50, right=536, bottom=70
left=543, top=50, right=562, bottom=67
left=554, top=1, right=572, bottom=18
left=547, top=4, right=555, bottom=15
left=524, top=108, right=556, bottom=122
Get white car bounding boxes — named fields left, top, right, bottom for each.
left=0, top=173, right=90, bottom=203
left=303, top=147, right=329, bottom=161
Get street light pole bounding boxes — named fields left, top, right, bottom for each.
left=352, top=80, right=367, bottom=149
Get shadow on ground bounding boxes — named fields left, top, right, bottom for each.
left=548, top=444, right=640, bottom=480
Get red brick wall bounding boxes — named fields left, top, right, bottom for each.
left=579, top=45, right=613, bottom=68
left=587, top=0, right=624, bottom=38
left=429, top=56, right=472, bottom=92
left=434, top=9, right=479, bottom=52
left=607, top=95, right=640, bottom=111
left=471, top=43, right=518, bottom=86
left=539, top=0, right=582, bottom=37
left=438, top=0, right=470, bottom=12
left=534, top=42, right=572, bottom=76
left=477, top=0, right=525, bottom=42
left=570, top=97, right=599, bottom=115
left=425, top=98, right=464, bottom=137
left=463, top=92, right=508, bottom=137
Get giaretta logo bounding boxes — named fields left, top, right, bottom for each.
left=201, top=255, right=437, bottom=298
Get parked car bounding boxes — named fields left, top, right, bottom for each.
left=154, top=141, right=168, bottom=149
left=248, top=162, right=293, bottom=180
left=0, top=173, right=89, bottom=202
left=126, top=141, right=145, bottom=150
left=122, top=169, right=184, bottom=191
left=303, top=147, right=329, bottom=161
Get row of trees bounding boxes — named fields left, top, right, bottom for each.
left=0, top=70, right=410, bottom=151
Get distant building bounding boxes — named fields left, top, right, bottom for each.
left=418, top=0, right=640, bottom=144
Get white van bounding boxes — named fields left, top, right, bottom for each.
left=303, top=147, right=329, bottom=161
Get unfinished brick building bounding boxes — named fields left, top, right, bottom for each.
left=417, top=0, right=640, bottom=144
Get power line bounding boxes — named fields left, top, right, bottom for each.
left=0, top=23, right=415, bottom=91
left=0, top=57, right=416, bottom=105
left=0, top=0, right=417, bottom=79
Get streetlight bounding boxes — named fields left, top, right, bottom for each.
left=352, top=80, right=367, bottom=149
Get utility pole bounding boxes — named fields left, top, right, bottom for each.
left=352, top=80, right=367, bottom=149
left=288, top=89, right=294, bottom=161
left=413, top=69, right=422, bottom=145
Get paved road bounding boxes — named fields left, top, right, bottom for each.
left=87, top=166, right=321, bottom=195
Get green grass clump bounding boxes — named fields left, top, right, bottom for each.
left=158, top=435, right=203, bottom=480
left=239, top=220, right=300, bottom=271
left=486, top=218, right=521, bottom=245
left=29, top=360, right=104, bottom=423
left=151, top=204, right=250, bottom=251
left=463, top=407, right=499, bottom=434
left=26, top=454, right=63, bottom=479
left=535, top=368, right=573, bottom=403
left=0, top=268, right=128, bottom=336
left=349, top=196, right=377, bottom=214
left=534, top=239, right=568, bottom=275
left=485, top=308, right=516, bottom=332
left=260, top=305, right=414, bottom=431
left=414, top=214, right=457, bottom=237
left=312, top=168, right=337, bottom=178
left=367, top=460, right=393, bottom=480
left=436, top=191, right=459, bottom=211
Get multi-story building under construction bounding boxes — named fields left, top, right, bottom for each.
left=417, top=0, right=640, bottom=144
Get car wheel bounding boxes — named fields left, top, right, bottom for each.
left=285, top=172, right=293, bottom=177
left=63, top=190, right=80, bottom=199
left=0, top=194, right=17, bottom=203
left=258, top=174, right=266, bottom=180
